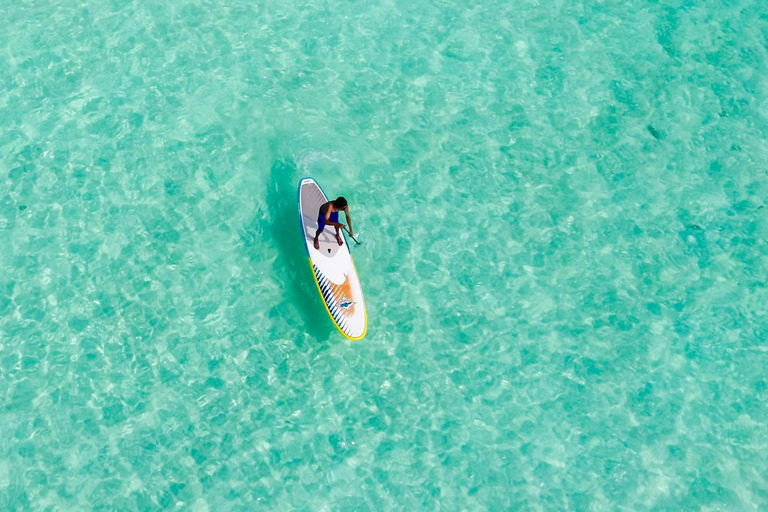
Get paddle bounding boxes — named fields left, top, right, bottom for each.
left=343, top=225, right=362, bottom=246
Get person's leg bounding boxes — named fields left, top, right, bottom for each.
left=314, top=214, right=326, bottom=250
left=335, top=226, right=343, bottom=245
left=330, top=212, right=343, bottom=245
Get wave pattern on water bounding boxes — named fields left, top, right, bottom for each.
left=1, top=0, right=768, bottom=509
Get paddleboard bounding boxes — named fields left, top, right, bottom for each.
left=298, top=178, right=367, bottom=340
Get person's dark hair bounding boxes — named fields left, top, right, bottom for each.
left=333, top=196, right=348, bottom=209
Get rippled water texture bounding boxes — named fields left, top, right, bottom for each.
left=2, top=0, right=768, bottom=509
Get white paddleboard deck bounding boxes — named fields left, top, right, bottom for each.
left=299, top=178, right=367, bottom=340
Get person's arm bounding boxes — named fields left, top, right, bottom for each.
left=344, top=207, right=353, bottom=236
left=327, top=207, right=345, bottom=228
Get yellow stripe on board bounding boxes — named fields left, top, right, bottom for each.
left=347, top=252, right=368, bottom=340
left=308, top=257, right=366, bottom=341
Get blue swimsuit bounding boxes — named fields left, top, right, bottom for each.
left=317, top=206, right=339, bottom=232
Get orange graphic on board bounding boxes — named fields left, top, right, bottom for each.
left=328, top=274, right=355, bottom=316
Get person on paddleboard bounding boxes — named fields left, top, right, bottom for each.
left=314, top=196, right=354, bottom=250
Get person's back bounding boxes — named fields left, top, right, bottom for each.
left=314, top=196, right=353, bottom=249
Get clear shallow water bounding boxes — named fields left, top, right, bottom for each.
left=2, top=0, right=768, bottom=509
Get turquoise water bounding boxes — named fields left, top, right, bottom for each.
left=2, top=0, right=768, bottom=508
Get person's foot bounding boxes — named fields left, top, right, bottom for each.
left=336, top=233, right=344, bottom=246
left=314, top=237, right=320, bottom=250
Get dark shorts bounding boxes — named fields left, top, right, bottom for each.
left=317, top=211, right=339, bottom=232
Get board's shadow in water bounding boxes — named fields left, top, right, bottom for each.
left=267, top=159, right=333, bottom=342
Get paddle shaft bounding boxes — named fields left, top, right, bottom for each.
left=343, top=225, right=361, bottom=245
